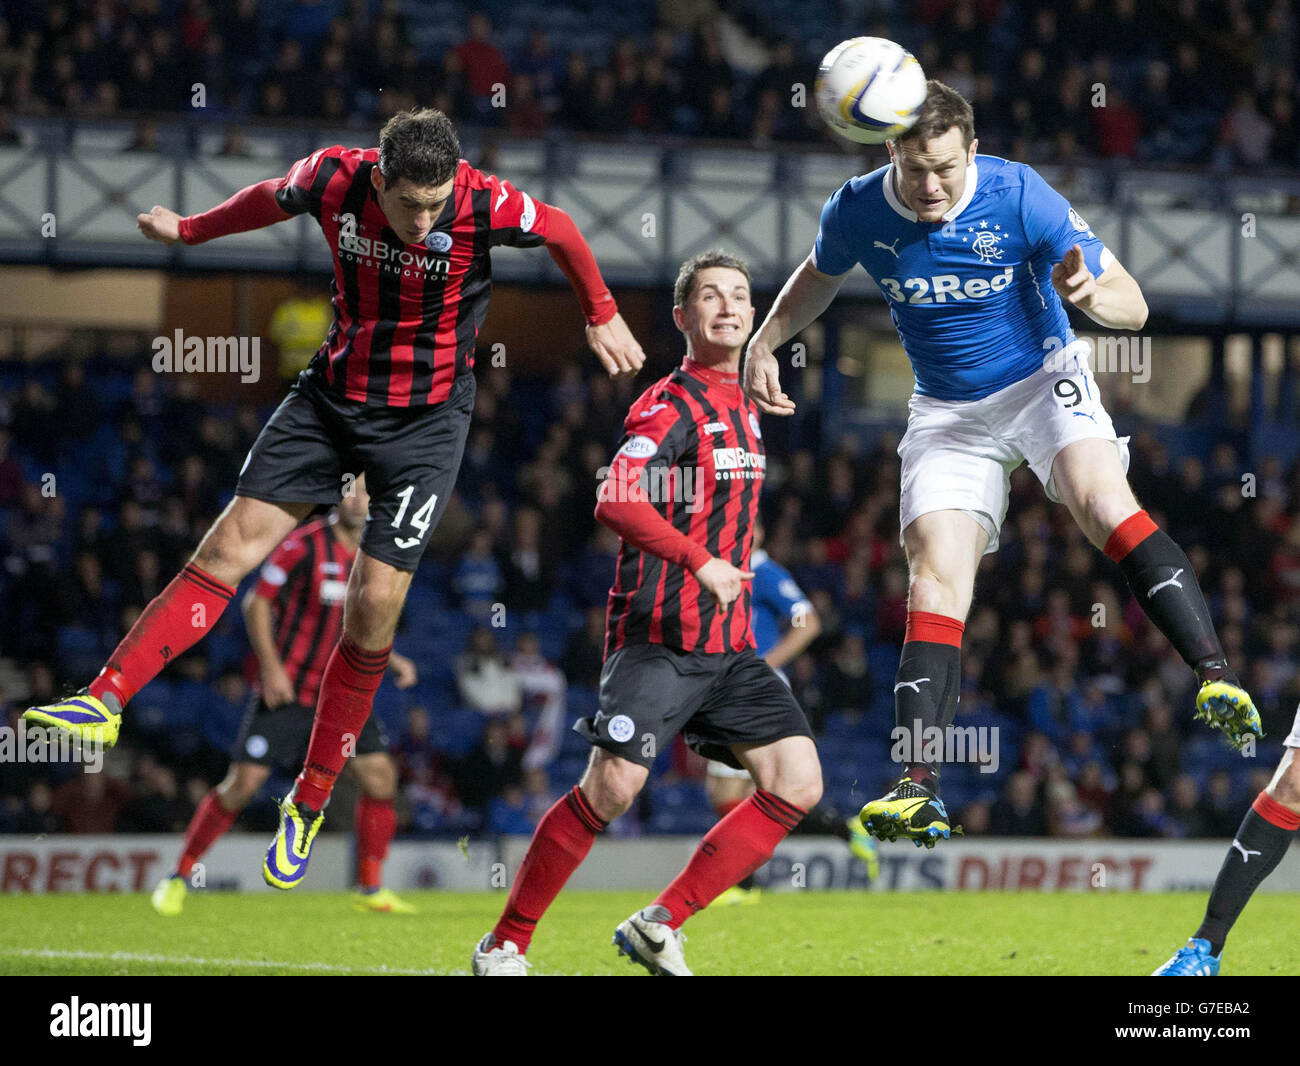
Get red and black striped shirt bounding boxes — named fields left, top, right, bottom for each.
left=252, top=516, right=356, bottom=707
left=274, top=146, right=550, bottom=407
left=600, top=359, right=766, bottom=656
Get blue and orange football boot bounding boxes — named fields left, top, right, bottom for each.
left=262, top=785, right=325, bottom=890
left=23, top=689, right=121, bottom=749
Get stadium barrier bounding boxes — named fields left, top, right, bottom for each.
left=2, top=835, right=1296, bottom=893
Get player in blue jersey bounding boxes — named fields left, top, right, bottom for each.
left=743, top=82, right=1261, bottom=848
left=708, top=523, right=878, bottom=903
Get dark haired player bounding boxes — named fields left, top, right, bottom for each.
left=25, top=108, right=645, bottom=890
left=151, top=479, right=418, bottom=916
left=745, top=81, right=1260, bottom=848
left=472, top=251, right=822, bottom=976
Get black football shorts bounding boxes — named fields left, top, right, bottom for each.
left=575, top=644, right=814, bottom=770
left=236, top=370, right=475, bottom=570
left=230, top=698, right=389, bottom=769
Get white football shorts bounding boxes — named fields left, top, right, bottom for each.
left=898, top=340, right=1131, bottom=554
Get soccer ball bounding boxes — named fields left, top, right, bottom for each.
left=815, top=37, right=927, bottom=145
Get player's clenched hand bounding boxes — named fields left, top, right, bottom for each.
left=260, top=662, right=296, bottom=708
left=1051, top=244, right=1097, bottom=310
left=744, top=342, right=796, bottom=416
left=586, top=312, right=646, bottom=377
left=388, top=651, right=418, bottom=689
left=694, top=557, right=754, bottom=610
left=137, top=205, right=183, bottom=245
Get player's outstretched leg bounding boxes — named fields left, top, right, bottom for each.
left=1103, top=510, right=1261, bottom=748
left=1154, top=749, right=1300, bottom=974
left=861, top=512, right=981, bottom=846
left=25, top=497, right=304, bottom=750
left=263, top=552, right=410, bottom=890
left=616, top=737, right=818, bottom=975
left=859, top=608, right=967, bottom=847
left=1052, top=442, right=1262, bottom=749
left=473, top=781, right=614, bottom=975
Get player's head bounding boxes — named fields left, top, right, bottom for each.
left=672, top=250, right=755, bottom=361
left=887, top=81, right=977, bottom=224
left=336, top=472, right=369, bottom=531
left=372, top=108, right=461, bottom=245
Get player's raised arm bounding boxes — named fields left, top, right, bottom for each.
left=138, top=146, right=341, bottom=246
left=745, top=256, right=849, bottom=415
left=1051, top=244, right=1149, bottom=332
left=138, top=179, right=290, bottom=245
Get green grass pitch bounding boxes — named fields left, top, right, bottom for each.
left=0, top=891, right=1294, bottom=976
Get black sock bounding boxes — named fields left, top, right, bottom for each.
left=737, top=873, right=756, bottom=891
left=1194, top=800, right=1298, bottom=955
left=894, top=614, right=963, bottom=792
left=792, top=805, right=851, bottom=841
left=1110, top=521, right=1223, bottom=670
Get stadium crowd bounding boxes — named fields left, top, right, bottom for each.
left=0, top=0, right=1295, bottom=168
left=0, top=341, right=1296, bottom=845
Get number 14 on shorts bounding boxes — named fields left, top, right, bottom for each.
left=392, top=485, right=438, bottom=549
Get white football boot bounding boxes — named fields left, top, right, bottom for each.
left=471, top=933, right=531, bottom=976
left=612, top=905, right=693, bottom=976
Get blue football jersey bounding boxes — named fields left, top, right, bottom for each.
left=749, top=548, right=813, bottom=657
left=812, top=155, right=1113, bottom=402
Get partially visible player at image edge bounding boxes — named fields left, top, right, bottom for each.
left=744, top=80, right=1261, bottom=849
left=1153, top=711, right=1300, bottom=975
left=22, top=108, right=645, bottom=893
left=473, top=250, right=824, bottom=976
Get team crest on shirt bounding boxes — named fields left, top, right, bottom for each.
left=961, top=220, right=1005, bottom=263
left=425, top=231, right=453, bottom=252
left=748, top=411, right=762, bottom=439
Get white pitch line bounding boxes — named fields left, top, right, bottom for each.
left=1, top=948, right=452, bottom=976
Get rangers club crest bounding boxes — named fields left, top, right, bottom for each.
left=961, top=220, right=1005, bottom=263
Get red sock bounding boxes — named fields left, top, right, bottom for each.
left=90, top=563, right=235, bottom=708
left=492, top=787, right=607, bottom=953
left=714, top=799, right=742, bottom=818
left=294, top=636, right=391, bottom=810
left=653, top=789, right=805, bottom=929
left=355, top=795, right=397, bottom=889
left=176, top=789, right=238, bottom=879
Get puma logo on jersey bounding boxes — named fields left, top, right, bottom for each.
left=894, top=678, right=932, bottom=693
left=873, top=238, right=901, bottom=258
left=1146, top=569, right=1184, bottom=598
left=1231, top=839, right=1261, bottom=863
